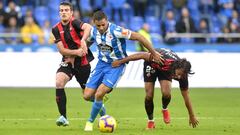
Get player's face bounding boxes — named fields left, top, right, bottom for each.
left=59, top=5, right=73, bottom=22
left=94, top=18, right=108, bottom=34
left=172, top=68, right=185, bottom=79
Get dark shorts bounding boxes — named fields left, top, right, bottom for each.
left=57, top=63, right=91, bottom=89
left=143, top=61, right=172, bottom=82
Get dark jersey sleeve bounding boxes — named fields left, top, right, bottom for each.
left=72, top=19, right=84, bottom=32
left=52, top=27, right=61, bottom=43
left=178, top=77, right=189, bottom=91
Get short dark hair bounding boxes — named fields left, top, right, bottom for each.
left=92, top=10, right=107, bottom=21
left=60, top=1, right=73, bottom=11
left=170, top=58, right=195, bottom=76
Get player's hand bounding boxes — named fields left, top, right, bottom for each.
left=151, top=51, right=164, bottom=65
left=75, top=48, right=86, bottom=57
left=80, top=40, right=88, bottom=54
left=112, top=60, right=121, bottom=67
left=189, top=115, right=199, bottom=128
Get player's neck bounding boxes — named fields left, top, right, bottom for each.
left=61, top=20, right=70, bottom=25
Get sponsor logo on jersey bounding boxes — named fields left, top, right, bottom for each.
left=97, top=43, right=113, bottom=54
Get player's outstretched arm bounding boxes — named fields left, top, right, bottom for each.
left=181, top=90, right=199, bottom=128
left=129, top=31, right=164, bottom=64
left=111, top=52, right=150, bottom=67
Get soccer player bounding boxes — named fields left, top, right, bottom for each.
left=52, top=1, right=94, bottom=126
left=112, top=48, right=199, bottom=129
left=83, top=11, right=164, bottom=131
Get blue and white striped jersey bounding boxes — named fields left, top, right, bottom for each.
left=88, top=22, right=132, bottom=63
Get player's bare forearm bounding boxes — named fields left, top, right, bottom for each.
left=57, top=42, right=74, bottom=56
left=112, top=53, right=150, bottom=67
left=57, top=42, right=84, bottom=57
left=130, top=32, right=155, bottom=53
left=181, top=90, right=199, bottom=128
left=81, top=23, right=92, bottom=41
left=130, top=32, right=164, bottom=64
left=181, top=90, right=195, bottom=116
left=81, top=23, right=92, bottom=54
left=124, top=52, right=150, bottom=62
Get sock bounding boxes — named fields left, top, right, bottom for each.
left=145, top=98, right=154, bottom=120
left=89, top=96, right=95, bottom=102
left=88, top=96, right=106, bottom=116
left=88, top=100, right=103, bottom=122
left=56, top=89, right=67, bottom=118
left=99, top=104, right=106, bottom=116
left=162, top=95, right=171, bottom=109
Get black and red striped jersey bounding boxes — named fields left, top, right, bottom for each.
left=52, top=19, right=94, bottom=66
left=151, top=48, right=188, bottom=90
left=150, top=48, right=180, bottom=71
left=52, top=19, right=84, bottom=49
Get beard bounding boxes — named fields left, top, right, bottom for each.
left=62, top=19, right=68, bottom=23
left=61, top=16, right=70, bottom=24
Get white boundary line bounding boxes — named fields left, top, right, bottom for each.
left=0, top=117, right=237, bottom=121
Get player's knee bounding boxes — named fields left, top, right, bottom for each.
left=56, top=79, right=65, bottom=88
left=145, top=95, right=153, bottom=101
left=162, top=93, right=171, bottom=98
left=95, top=92, right=105, bottom=101
left=83, top=93, right=91, bottom=101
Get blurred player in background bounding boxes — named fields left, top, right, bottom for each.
left=112, top=48, right=199, bottom=129
left=83, top=10, right=164, bottom=131
left=51, top=1, right=94, bottom=126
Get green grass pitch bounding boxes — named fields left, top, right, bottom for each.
left=0, top=88, right=240, bottom=135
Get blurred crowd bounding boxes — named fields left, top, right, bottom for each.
left=0, top=0, right=240, bottom=46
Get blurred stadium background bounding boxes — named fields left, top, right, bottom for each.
left=0, top=0, right=240, bottom=88
left=1, top=0, right=240, bottom=46
left=0, top=0, right=240, bottom=135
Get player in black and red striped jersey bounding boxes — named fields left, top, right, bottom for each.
left=112, top=48, right=199, bottom=129
left=51, top=1, right=96, bottom=126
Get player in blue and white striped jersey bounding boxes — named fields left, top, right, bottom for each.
left=83, top=10, right=164, bottom=131
left=87, top=20, right=129, bottom=63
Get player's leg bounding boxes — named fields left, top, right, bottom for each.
left=84, top=63, right=125, bottom=131
left=83, top=61, right=104, bottom=101
left=83, top=62, right=105, bottom=131
left=159, top=80, right=172, bottom=124
left=79, top=64, right=107, bottom=117
left=144, top=82, right=155, bottom=129
left=75, top=64, right=95, bottom=101
left=55, top=66, right=72, bottom=126
left=84, top=84, right=111, bottom=131
left=89, top=84, right=111, bottom=122
left=143, top=61, right=157, bottom=129
left=83, top=87, right=96, bottom=131
left=75, top=64, right=91, bottom=90
left=75, top=64, right=108, bottom=117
